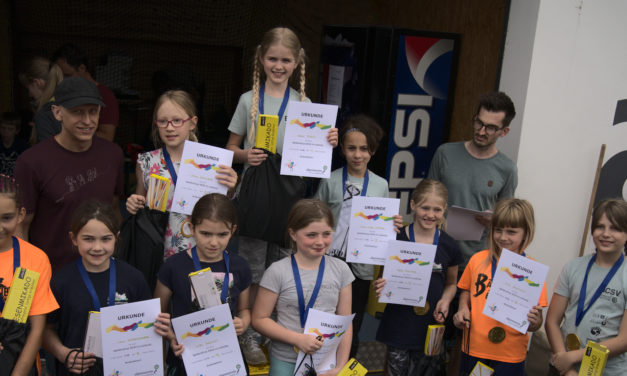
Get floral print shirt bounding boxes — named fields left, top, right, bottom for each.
left=137, top=149, right=195, bottom=259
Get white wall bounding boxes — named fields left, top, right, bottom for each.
left=500, top=0, right=627, bottom=294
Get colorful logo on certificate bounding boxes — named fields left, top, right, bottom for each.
left=389, top=255, right=430, bottom=265
left=109, top=370, right=121, bottom=376
left=500, top=267, right=540, bottom=287
left=184, top=159, right=220, bottom=171
left=385, top=290, right=393, bottom=298
left=286, top=161, right=295, bottom=171
left=351, top=249, right=360, bottom=257
left=308, top=328, right=346, bottom=339
left=106, top=321, right=154, bottom=333
left=354, top=212, right=394, bottom=221
left=488, top=304, right=498, bottom=313
left=177, top=199, right=188, bottom=208
left=180, top=323, right=230, bottom=340
left=290, top=119, right=332, bottom=130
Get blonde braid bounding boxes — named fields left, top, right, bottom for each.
left=249, top=46, right=262, bottom=146
left=298, top=48, right=306, bottom=101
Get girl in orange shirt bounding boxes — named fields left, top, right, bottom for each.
left=453, top=198, right=548, bottom=375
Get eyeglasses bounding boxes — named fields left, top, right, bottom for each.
left=472, top=117, right=503, bottom=135
left=154, top=117, right=192, bottom=128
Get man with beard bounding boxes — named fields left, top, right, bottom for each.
left=428, top=91, right=518, bottom=267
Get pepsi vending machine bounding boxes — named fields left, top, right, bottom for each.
left=320, top=27, right=460, bottom=218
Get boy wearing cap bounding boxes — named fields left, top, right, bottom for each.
left=15, top=76, right=124, bottom=271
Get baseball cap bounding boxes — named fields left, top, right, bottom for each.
left=53, top=76, right=105, bottom=108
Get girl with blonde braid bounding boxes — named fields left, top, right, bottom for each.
left=226, top=27, right=338, bottom=364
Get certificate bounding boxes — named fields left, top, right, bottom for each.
left=171, top=304, right=245, bottom=375
left=101, top=298, right=163, bottom=376
left=446, top=206, right=490, bottom=241
left=378, top=240, right=437, bottom=306
left=171, top=140, right=234, bottom=215
left=482, top=249, right=549, bottom=333
left=280, top=101, right=338, bottom=178
left=294, top=309, right=354, bottom=374
left=346, top=196, right=400, bottom=265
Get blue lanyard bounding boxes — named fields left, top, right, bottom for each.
left=342, top=167, right=369, bottom=197
left=191, top=246, right=230, bottom=304
left=491, top=251, right=526, bottom=280
left=76, top=258, right=116, bottom=311
left=576, top=253, right=624, bottom=326
left=162, top=147, right=177, bottom=186
left=408, top=223, right=439, bottom=245
left=0, top=237, right=20, bottom=312
left=291, top=254, right=325, bottom=328
left=259, top=83, right=290, bottom=125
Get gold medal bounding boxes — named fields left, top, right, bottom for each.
left=294, top=346, right=300, bottom=353
left=566, top=333, right=581, bottom=351
left=413, top=301, right=430, bottom=315
left=488, top=327, right=506, bottom=343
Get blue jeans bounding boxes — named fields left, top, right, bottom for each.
left=269, top=355, right=296, bottom=376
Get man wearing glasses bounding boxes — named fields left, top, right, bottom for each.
left=428, top=91, right=517, bottom=267
left=15, top=76, right=124, bottom=271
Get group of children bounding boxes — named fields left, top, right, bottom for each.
left=1, top=25, right=626, bottom=376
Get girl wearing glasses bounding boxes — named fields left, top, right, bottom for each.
left=125, top=90, right=237, bottom=259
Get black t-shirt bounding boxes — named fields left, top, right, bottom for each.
left=376, top=226, right=463, bottom=349
left=49, top=258, right=151, bottom=375
left=157, top=250, right=252, bottom=318
left=0, top=137, right=28, bottom=176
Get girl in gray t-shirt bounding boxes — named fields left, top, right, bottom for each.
left=252, top=199, right=354, bottom=376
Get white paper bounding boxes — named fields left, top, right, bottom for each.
left=171, top=304, right=245, bottom=375
left=482, top=249, right=549, bottom=333
left=189, top=268, right=221, bottom=309
left=470, top=361, right=494, bottom=376
left=171, top=140, right=234, bottom=215
left=346, top=196, right=400, bottom=265
left=446, top=206, right=490, bottom=241
left=294, top=309, right=354, bottom=375
left=83, top=311, right=102, bottom=358
left=379, top=240, right=437, bottom=306
left=326, top=65, right=344, bottom=106
left=280, top=101, right=338, bottom=178
left=101, top=298, right=163, bottom=375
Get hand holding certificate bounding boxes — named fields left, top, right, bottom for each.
left=171, top=141, right=234, bottom=215
left=171, top=304, right=245, bottom=375
left=294, top=309, right=355, bottom=374
left=346, top=196, right=400, bottom=265
left=280, top=101, right=338, bottom=178
left=101, top=298, right=163, bottom=375
left=482, top=249, right=548, bottom=333
left=379, top=240, right=437, bottom=307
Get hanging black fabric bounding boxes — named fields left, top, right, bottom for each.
left=415, top=351, right=446, bottom=376
left=117, top=208, right=168, bottom=289
left=237, top=151, right=306, bottom=247
left=0, top=318, right=37, bottom=375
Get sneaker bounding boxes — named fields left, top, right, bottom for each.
left=240, top=332, right=267, bottom=365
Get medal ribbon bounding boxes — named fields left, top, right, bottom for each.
left=0, top=237, right=20, bottom=312
left=576, top=253, right=624, bottom=326
left=259, top=83, right=290, bottom=126
left=76, top=258, right=116, bottom=311
left=408, top=223, right=439, bottom=245
left=342, top=167, right=369, bottom=197
left=291, top=254, right=325, bottom=328
left=162, top=147, right=178, bottom=186
left=191, top=246, right=230, bottom=304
